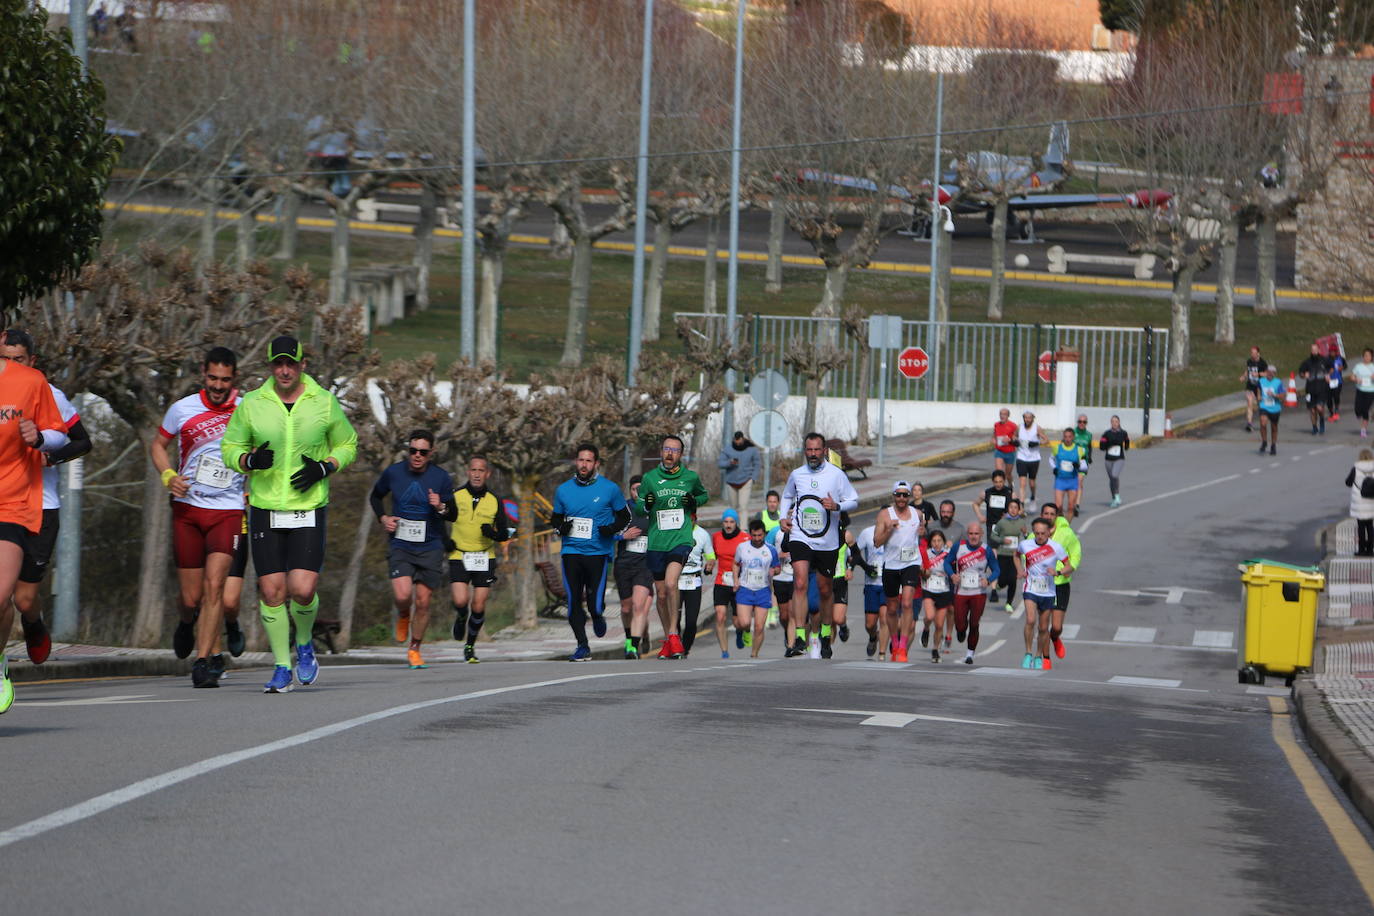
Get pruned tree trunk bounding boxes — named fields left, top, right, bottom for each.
left=197, top=180, right=218, bottom=271
left=643, top=219, right=671, bottom=343
left=511, top=474, right=540, bottom=629
left=854, top=342, right=872, bottom=445
left=803, top=376, right=819, bottom=436
left=132, top=455, right=171, bottom=647
left=336, top=491, right=374, bottom=651
left=703, top=215, right=719, bottom=313
left=817, top=263, right=848, bottom=319
left=936, top=226, right=952, bottom=349
left=988, top=198, right=1008, bottom=320
left=413, top=185, right=437, bottom=312
left=766, top=201, right=785, bottom=293
left=330, top=204, right=351, bottom=307
left=1255, top=212, right=1278, bottom=315
left=274, top=190, right=301, bottom=260
left=1169, top=264, right=1197, bottom=371
left=550, top=219, right=572, bottom=259
left=235, top=201, right=256, bottom=270
left=479, top=248, right=503, bottom=362
left=559, top=234, right=594, bottom=366
left=1214, top=215, right=1238, bottom=345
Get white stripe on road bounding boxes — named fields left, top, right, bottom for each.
left=1064, top=639, right=1232, bottom=654
left=1109, top=675, right=1182, bottom=688
left=0, top=670, right=665, bottom=850
left=1061, top=624, right=1081, bottom=639
left=1114, top=626, right=1157, bottom=643
left=1192, top=630, right=1235, bottom=649
left=977, top=639, right=1006, bottom=657
left=980, top=621, right=1004, bottom=636
left=1078, top=473, right=1242, bottom=534
left=1249, top=468, right=1261, bottom=474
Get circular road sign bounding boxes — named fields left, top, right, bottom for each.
left=749, top=409, right=790, bottom=451
left=749, top=369, right=790, bottom=409
left=896, top=346, right=930, bottom=380
left=1037, top=350, right=1056, bottom=383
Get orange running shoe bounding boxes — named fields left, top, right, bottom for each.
left=407, top=648, right=427, bottom=669
left=893, top=643, right=909, bottom=663
left=22, top=617, right=51, bottom=665
left=395, top=615, right=409, bottom=644
left=1052, top=636, right=1066, bottom=659
left=1041, top=655, right=1053, bottom=671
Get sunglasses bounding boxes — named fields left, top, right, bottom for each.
left=408, top=447, right=431, bottom=456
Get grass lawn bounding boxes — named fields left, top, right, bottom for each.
left=107, top=212, right=1374, bottom=409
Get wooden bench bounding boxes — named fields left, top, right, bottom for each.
left=827, top=438, right=872, bottom=479
left=535, top=560, right=568, bottom=619
left=356, top=198, right=457, bottom=228
left=1047, top=245, right=1156, bottom=280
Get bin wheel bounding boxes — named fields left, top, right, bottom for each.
left=1239, top=665, right=1264, bottom=685
left=1284, top=674, right=1295, bottom=687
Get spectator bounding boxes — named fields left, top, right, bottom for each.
left=717, top=431, right=760, bottom=513
left=1345, top=449, right=1374, bottom=557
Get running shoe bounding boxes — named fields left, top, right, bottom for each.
left=173, top=620, right=195, bottom=659
left=1363, top=429, right=1369, bottom=438
left=721, top=651, right=729, bottom=659
left=264, top=665, right=294, bottom=693
left=893, top=644, right=909, bottom=663
left=742, top=631, right=752, bottom=648
left=784, top=644, right=800, bottom=658
left=931, top=649, right=940, bottom=663
left=1333, top=412, right=1341, bottom=422
left=656, top=639, right=673, bottom=659
left=964, top=650, right=975, bottom=664
left=1021, top=653, right=1033, bottom=669
left=208, top=654, right=226, bottom=682
left=1257, top=444, right=1268, bottom=455
left=395, top=615, right=409, bottom=644
left=407, top=648, right=427, bottom=669
left=919, top=627, right=930, bottom=648
left=944, top=635, right=952, bottom=650
left=225, top=620, right=246, bottom=657
left=866, top=633, right=878, bottom=658
left=0, top=656, right=12, bottom=713
left=1005, top=602, right=1014, bottom=613
left=1269, top=445, right=1276, bottom=455
left=570, top=645, right=592, bottom=662
left=767, top=609, right=779, bottom=628
left=820, top=638, right=833, bottom=659
left=735, top=629, right=745, bottom=650
left=1040, top=656, right=1052, bottom=671
left=1312, top=425, right=1319, bottom=435
left=989, top=589, right=999, bottom=603
left=295, top=642, right=319, bottom=685
left=1052, top=636, right=1066, bottom=659
left=637, top=635, right=650, bottom=656
left=625, top=646, right=640, bottom=660
left=191, top=657, right=215, bottom=688
left=22, top=615, right=50, bottom=665
left=464, top=644, right=479, bottom=664
left=838, top=624, right=850, bottom=643
left=591, top=611, right=607, bottom=639
left=1110, top=496, right=1121, bottom=507
left=667, top=633, right=685, bottom=659
left=1245, top=423, right=1253, bottom=433
left=792, top=636, right=807, bottom=656
left=956, top=629, right=966, bottom=644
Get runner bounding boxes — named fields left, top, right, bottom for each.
left=733, top=519, right=780, bottom=658
left=930, top=499, right=965, bottom=549
left=0, top=354, right=68, bottom=714
left=991, top=498, right=1028, bottom=611
left=1257, top=365, right=1284, bottom=456
left=755, top=489, right=784, bottom=628
left=550, top=444, right=629, bottom=662
left=1299, top=343, right=1332, bottom=436
left=1073, top=414, right=1093, bottom=515
left=1355, top=349, right=1374, bottom=439
left=1098, top=416, right=1130, bottom=507
left=948, top=522, right=999, bottom=665
left=1015, top=518, right=1071, bottom=670
left=853, top=520, right=885, bottom=658
left=679, top=520, right=714, bottom=657
left=1041, top=502, right=1083, bottom=666
left=1241, top=346, right=1267, bottom=433
left=872, top=481, right=922, bottom=662
left=972, top=469, right=1013, bottom=529
left=151, top=346, right=245, bottom=687
left=220, top=336, right=357, bottom=694
left=918, top=530, right=952, bottom=664
left=991, top=407, right=1017, bottom=475
left=0, top=330, right=91, bottom=668
left=613, top=475, right=654, bottom=659
left=370, top=430, right=456, bottom=670
left=448, top=455, right=513, bottom=664
left=779, top=432, right=859, bottom=658
left=1051, top=428, right=1087, bottom=517
left=712, top=509, right=747, bottom=655
left=1013, top=411, right=1044, bottom=504
left=1329, top=349, right=1346, bottom=422
left=639, top=436, right=710, bottom=660
left=910, top=482, right=938, bottom=526
left=764, top=524, right=794, bottom=646
left=829, top=534, right=854, bottom=656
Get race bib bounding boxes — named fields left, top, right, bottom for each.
left=463, top=551, right=490, bottom=572
left=1004, top=536, right=1017, bottom=547
left=679, top=573, right=702, bottom=590
left=926, top=571, right=948, bottom=591
left=960, top=569, right=983, bottom=590
left=721, top=571, right=734, bottom=587
left=1028, top=573, right=1052, bottom=594
left=1059, top=459, right=1075, bottom=473
left=657, top=508, right=684, bottom=531
left=626, top=536, right=648, bottom=554
left=988, top=495, right=1006, bottom=509
left=995, top=435, right=1009, bottom=447
left=741, top=568, right=766, bottom=589
left=193, top=453, right=235, bottom=489
left=899, top=545, right=919, bottom=563
left=569, top=517, right=594, bottom=539
left=798, top=506, right=826, bottom=535
left=1107, top=445, right=1122, bottom=458
left=395, top=518, right=425, bottom=543
left=270, top=509, right=315, bottom=529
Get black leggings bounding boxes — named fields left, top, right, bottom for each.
left=1330, top=383, right=1343, bottom=415
left=561, top=554, right=609, bottom=647
left=1358, top=519, right=1373, bottom=557
left=679, top=587, right=703, bottom=653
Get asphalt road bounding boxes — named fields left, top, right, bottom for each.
left=2, top=432, right=1371, bottom=914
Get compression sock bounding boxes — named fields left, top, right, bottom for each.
left=795, top=626, right=807, bottom=644
left=259, top=601, right=291, bottom=668
left=288, top=594, right=319, bottom=647
left=819, top=624, right=832, bottom=639
left=465, top=611, right=485, bottom=645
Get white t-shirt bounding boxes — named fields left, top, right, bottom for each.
left=1354, top=361, right=1374, bottom=394
left=780, top=461, right=859, bottom=551
left=765, top=528, right=794, bottom=583
left=158, top=390, right=245, bottom=510
left=855, top=525, right=884, bottom=578
left=732, top=541, right=779, bottom=593
left=41, top=385, right=80, bottom=511
left=1015, top=423, right=1043, bottom=463
left=923, top=547, right=951, bottom=593
left=682, top=525, right=714, bottom=577
left=881, top=506, right=923, bottom=571
left=1019, top=538, right=1068, bottom=598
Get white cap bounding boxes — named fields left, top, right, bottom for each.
left=892, top=480, right=912, bottom=494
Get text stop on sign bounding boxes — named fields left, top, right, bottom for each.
left=897, top=346, right=929, bottom=379
left=1037, top=350, right=1056, bottom=383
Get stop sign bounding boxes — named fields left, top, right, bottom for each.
left=1037, top=350, right=1056, bottom=383
left=897, top=346, right=929, bottom=379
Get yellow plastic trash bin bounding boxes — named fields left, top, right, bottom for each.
left=1237, top=559, right=1325, bottom=686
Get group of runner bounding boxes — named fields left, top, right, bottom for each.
left=990, top=407, right=1130, bottom=511
left=1244, top=343, right=1374, bottom=452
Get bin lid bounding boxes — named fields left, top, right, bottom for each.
left=1240, top=558, right=1321, bottom=573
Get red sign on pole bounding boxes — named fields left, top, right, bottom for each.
left=1037, top=350, right=1056, bottom=383
left=897, top=346, right=929, bottom=379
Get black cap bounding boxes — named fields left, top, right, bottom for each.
left=268, top=336, right=303, bottom=362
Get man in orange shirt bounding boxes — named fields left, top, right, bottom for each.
left=0, top=355, right=71, bottom=714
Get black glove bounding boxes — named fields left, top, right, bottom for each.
left=683, top=493, right=696, bottom=512
left=554, top=517, right=573, bottom=538
left=444, top=537, right=458, bottom=553
left=598, top=522, right=621, bottom=538
left=642, top=491, right=656, bottom=511
left=290, top=455, right=333, bottom=491
left=480, top=523, right=499, bottom=540
left=861, top=561, right=879, bottom=578
left=245, top=440, right=274, bottom=470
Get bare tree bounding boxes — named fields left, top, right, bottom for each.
left=674, top=315, right=759, bottom=466
left=840, top=305, right=873, bottom=445
left=783, top=337, right=852, bottom=437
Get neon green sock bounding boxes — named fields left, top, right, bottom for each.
left=795, top=626, right=807, bottom=642
left=259, top=601, right=291, bottom=668
left=289, top=594, right=319, bottom=647
left=820, top=624, right=832, bottom=638
left=625, top=637, right=636, bottom=651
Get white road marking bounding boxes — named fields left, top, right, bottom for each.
left=1078, top=473, right=1242, bottom=534
left=18, top=694, right=193, bottom=707
left=1192, top=630, right=1235, bottom=649
left=1061, top=624, right=1081, bottom=639
left=1249, top=468, right=1261, bottom=474
left=1269, top=462, right=1281, bottom=468
left=781, top=707, right=1010, bottom=728
left=1291, top=456, right=1303, bottom=462
left=1065, top=639, right=1232, bottom=654
left=977, top=639, right=1006, bottom=657
left=969, top=667, right=1043, bottom=677
left=980, top=621, right=1004, bottom=636
left=1010, top=605, right=1024, bottom=620
left=1109, top=675, right=1183, bottom=688
left=837, top=661, right=912, bottom=670
left=1098, top=586, right=1210, bottom=604
left=1247, top=686, right=1292, bottom=696
left=0, top=669, right=666, bottom=850
left=1114, top=626, right=1157, bottom=643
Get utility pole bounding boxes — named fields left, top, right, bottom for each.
left=459, top=0, right=476, bottom=361
left=722, top=0, right=746, bottom=457
left=926, top=71, right=943, bottom=383
left=624, top=0, right=656, bottom=481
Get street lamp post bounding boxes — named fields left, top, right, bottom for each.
left=721, top=0, right=747, bottom=470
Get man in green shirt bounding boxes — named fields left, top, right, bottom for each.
left=1072, top=415, right=1092, bottom=517
left=221, top=336, right=358, bottom=693
left=638, top=434, right=710, bottom=659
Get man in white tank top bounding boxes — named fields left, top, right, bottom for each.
left=872, top=480, right=924, bottom=663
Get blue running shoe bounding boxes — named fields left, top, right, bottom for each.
left=735, top=629, right=744, bottom=650
left=591, top=612, right=607, bottom=639
left=264, top=665, right=294, bottom=693
left=721, top=651, right=730, bottom=659
left=569, top=645, right=592, bottom=662
left=1021, top=653, right=1033, bottom=669
left=295, top=642, right=319, bottom=686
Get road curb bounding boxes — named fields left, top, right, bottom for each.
left=905, top=442, right=990, bottom=467
left=1292, top=678, right=1374, bottom=829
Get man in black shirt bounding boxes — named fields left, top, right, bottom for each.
left=973, top=470, right=1014, bottom=528
left=1299, top=343, right=1333, bottom=436
left=1241, top=346, right=1267, bottom=433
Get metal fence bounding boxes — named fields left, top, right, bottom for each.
left=675, top=312, right=1168, bottom=416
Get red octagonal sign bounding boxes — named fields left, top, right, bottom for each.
left=897, top=346, right=930, bottom=379
left=1037, top=350, right=1056, bottom=383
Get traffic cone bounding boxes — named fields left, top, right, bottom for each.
left=1164, top=413, right=1174, bottom=438
left=1285, top=373, right=1299, bottom=408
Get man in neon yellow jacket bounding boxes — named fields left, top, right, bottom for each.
left=222, top=336, right=357, bottom=693
left=1039, top=502, right=1081, bottom=667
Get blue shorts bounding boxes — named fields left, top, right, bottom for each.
left=736, top=586, right=772, bottom=608
left=864, top=583, right=886, bottom=614
left=1054, top=476, right=1079, bottom=492
left=647, top=544, right=692, bottom=581
left=1023, top=591, right=1056, bottom=607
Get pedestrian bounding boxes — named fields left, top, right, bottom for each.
left=1354, top=349, right=1374, bottom=439
left=1345, top=449, right=1374, bottom=557
left=1330, top=350, right=1346, bottom=422
left=918, top=530, right=952, bottom=664
left=220, top=336, right=357, bottom=694
left=1073, top=414, right=1093, bottom=514
left=1041, top=502, right=1082, bottom=668
left=873, top=481, right=922, bottom=662
left=990, top=498, right=1028, bottom=611
left=1014, top=411, right=1044, bottom=504
left=1016, top=518, right=1071, bottom=671
left=639, top=435, right=710, bottom=659
left=1257, top=365, right=1283, bottom=455
left=972, top=469, right=1013, bottom=528
left=679, top=521, right=714, bottom=657
left=991, top=407, right=1017, bottom=475
left=446, top=454, right=512, bottom=664
left=732, top=519, right=780, bottom=658
left=717, top=431, right=760, bottom=514
left=947, top=522, right=999, bottom=665
left=1299, top=343, right=1333, bottom=436
left=612, top=476, right=654, bottom=659
left=712, top=509, right=747, bottom=655
left=1241, top=346, right=1267, bottom=433
left=1098, top=415, right=1130, bottom=507
left=552, top=444, right=630, bottom=662
left=764, top=523, right=794, bottom=641
left=853, top=521, right=884, bottom=658
left=1051, top=428, right=1086, bottom=517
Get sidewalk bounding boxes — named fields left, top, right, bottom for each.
left=1293, top=518, right=1374, bottom=827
